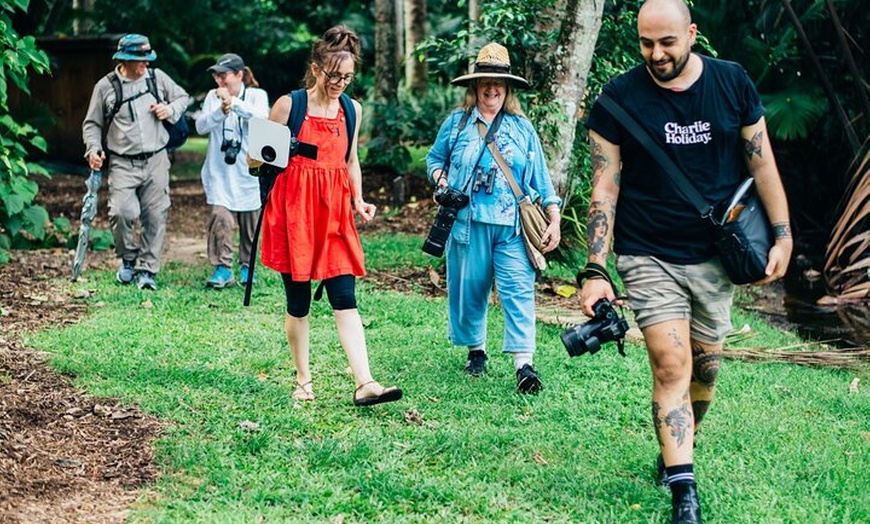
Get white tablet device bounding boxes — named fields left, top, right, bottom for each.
left=249, top=117, right=291, bottom=168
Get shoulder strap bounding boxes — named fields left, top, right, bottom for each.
left=288, top=89, right=307, bottom=136
left=596, top=92, right=713, bottom=218
left=106, top=72, right=124, bottom=124
left=339, top=93, right=355, bottom=162
left=477, top=111, right=523, bottom=198
left=145, top=68, right=162, bottom=103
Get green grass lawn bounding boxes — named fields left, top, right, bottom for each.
left=25, top=233, right=870, bottom=523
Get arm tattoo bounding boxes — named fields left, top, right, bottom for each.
left=587, top=199, right=614, bottom=259
left=743, top=131, right=763, bottom=160
left=772, top=221, right=792, bottom=239
left=590, top=137, right=609, bottom=186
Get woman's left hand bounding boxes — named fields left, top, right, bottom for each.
left=540, top=221, right=561, bottom=254
left=355, top=199, right=377, bottom=222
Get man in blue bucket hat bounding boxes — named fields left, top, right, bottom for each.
left=82, top=34, right=190, bottom=290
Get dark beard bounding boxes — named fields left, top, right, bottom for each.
left=647, top=52, right=690, bottom=82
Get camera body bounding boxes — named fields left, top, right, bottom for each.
left=221, top=138, right=242, bottom=165
left=561, top=298, right=629, bottom=357
left=422, top=185, right=470, bottom=257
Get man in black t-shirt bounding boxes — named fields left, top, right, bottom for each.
left=580, top=1, right=793, bottom=523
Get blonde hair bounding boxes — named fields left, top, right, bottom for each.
left=461, top=80, right=526, bottom=117
left=303, top=25, right=361, bottom=88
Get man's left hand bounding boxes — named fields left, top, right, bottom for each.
left=150, top=103, right=170, bottom=121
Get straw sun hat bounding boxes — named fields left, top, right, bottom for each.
left=450, top=42, right=530, bottom=88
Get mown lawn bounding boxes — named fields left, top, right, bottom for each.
left=26, top=232, right=869, bottom=524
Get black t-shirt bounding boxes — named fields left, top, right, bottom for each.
left=585, top=55, right=764, bottom=264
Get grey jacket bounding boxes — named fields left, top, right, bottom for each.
left=82, top=66, right=190, bottom=158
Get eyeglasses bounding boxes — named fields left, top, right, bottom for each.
left=323, top=71, right=355, bottom=85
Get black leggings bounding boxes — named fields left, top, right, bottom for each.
left=281, top=274, right=357, bottom=317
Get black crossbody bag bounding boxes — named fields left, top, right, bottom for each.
left=597, top=93, right=773, bottom=285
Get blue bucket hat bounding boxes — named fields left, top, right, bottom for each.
left=112, top=34, right=157, bottom=62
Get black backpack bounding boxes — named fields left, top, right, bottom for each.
left=244, top=89, right=358, bottom=306
left=105, top=68, right=189, bottom=150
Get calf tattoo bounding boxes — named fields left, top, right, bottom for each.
left=653, top=391, right=693, bottom=448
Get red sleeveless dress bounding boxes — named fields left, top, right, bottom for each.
left=261, top=106, right=365, bottom=281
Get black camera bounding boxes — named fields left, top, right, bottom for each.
left=422, top=185, right=469, bottom=257
left=561, top=298, right=629, bottom=357
left=221, top=138, right=242, bottom=165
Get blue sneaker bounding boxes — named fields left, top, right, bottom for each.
left=239, top=264, right=255, bottom=285
left=117, top=259, right=135, bottom=284
left=137, top=271, right=157, bottom=290
left=206, top=265, right=234, bottom=289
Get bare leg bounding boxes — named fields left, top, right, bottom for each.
left=690, top=340, right=722, bottom=432
left=286, top=313, right=313, bottom=400
left=644, top=319, right=695, bottom=468
left=333, top=308, right=374, bottom=387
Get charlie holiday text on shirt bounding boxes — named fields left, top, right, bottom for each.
left=663, top=121, right=712, bottom=145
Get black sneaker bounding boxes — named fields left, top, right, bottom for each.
left=464, top=350, right=487, bottom=376
left=670, top=482, right=702, bottom=524
left=515, top=364, right=543, bottom=394
left=656, top=453, right=668, bottom=486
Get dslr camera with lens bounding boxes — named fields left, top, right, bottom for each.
left=561, top=298, right=629, bottom=357
left=221, top=138, right=242, bottom=165
left=422, top=185, right=469, bottom=257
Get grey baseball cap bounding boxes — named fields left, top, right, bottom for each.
left=208, top=53, right=245, bottom=73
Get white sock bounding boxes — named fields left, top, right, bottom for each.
left=513, top=352, right=533, bottom=370
left=468, top=344, right=485, bottom=353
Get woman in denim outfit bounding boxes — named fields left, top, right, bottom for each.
left=426, top=42, right=562, bottom=393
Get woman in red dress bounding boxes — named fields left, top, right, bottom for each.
left=261, top=25, right=402, bottom=406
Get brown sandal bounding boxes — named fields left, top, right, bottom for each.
left=353, top=380, right=403, bottom=407
left=292, top=380, right=314, bottom=402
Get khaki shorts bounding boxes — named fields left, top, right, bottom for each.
left=616, top=255, right=734, bottom=345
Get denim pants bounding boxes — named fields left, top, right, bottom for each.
left=446, top=221, right=536, bottom=353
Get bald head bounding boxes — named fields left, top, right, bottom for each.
left=639, top=0, right=692, bottom=28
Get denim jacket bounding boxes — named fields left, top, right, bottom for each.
left=426, top=107, right=561, bottom=244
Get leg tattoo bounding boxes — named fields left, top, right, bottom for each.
left=652, top=401, right=664, bottom=446
left=653, top=391, right=693, bottom=448
left=691, top=345, right=720, bottom=389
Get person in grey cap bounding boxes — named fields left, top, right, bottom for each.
left=195, top=53, right=269, bottom=289
left=82, top=33, right=190, bottom=290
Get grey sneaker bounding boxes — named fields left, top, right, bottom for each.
left=137, top=271, right=157, bottom=290
left=117, top=259, right=135, bottom=284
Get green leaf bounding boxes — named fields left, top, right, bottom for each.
left=762, top=87, right=828, bottom=141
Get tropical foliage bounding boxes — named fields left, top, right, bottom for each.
left=0, top=0, right=54, bottom=263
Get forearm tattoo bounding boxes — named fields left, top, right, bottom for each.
left=587, top=199, right=614, bottom=259
left=743, top=131, right=764, bottom=160
left=652, top=391, right=693, bottom=448
left=590, top=137, right=609, bottom=186
left=772, top=221, right=792, bottom=239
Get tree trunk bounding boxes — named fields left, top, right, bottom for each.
left=395, top=0, right=405, bottom=69
left=542, top=0, right=605, bottom=197
left=404, top=0, right=428, bottom=95
left=375, top=0, right=399, bottom=102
